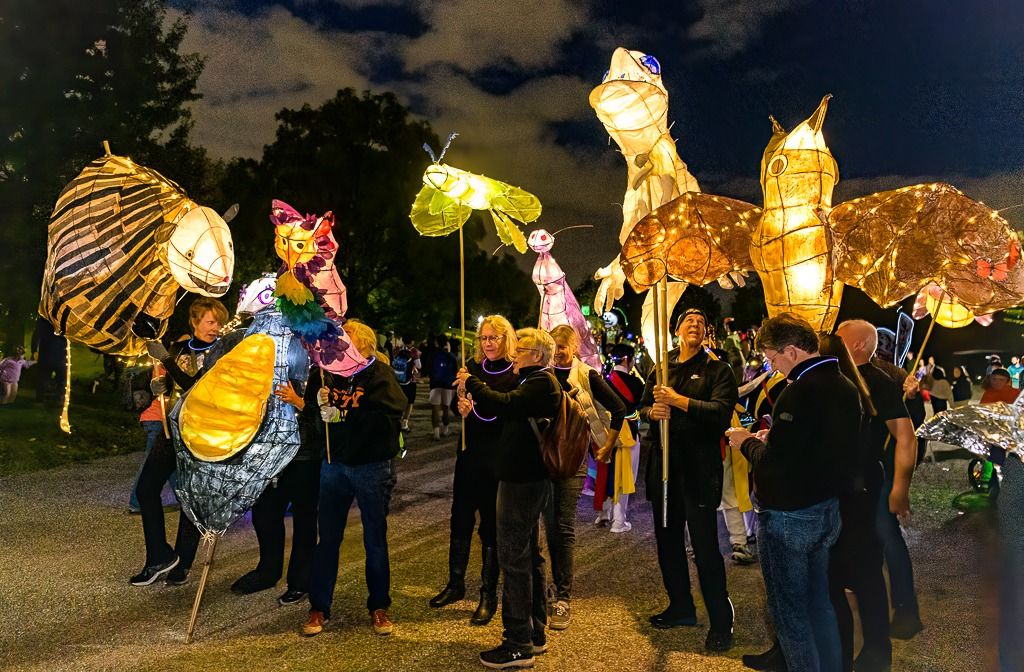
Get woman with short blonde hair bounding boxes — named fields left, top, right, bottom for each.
left=430, top=315, right=522, bottom=626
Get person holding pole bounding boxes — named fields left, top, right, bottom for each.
left=302, top=320, right=406, bottom=638
left=639, top=307, right=738, bottom=652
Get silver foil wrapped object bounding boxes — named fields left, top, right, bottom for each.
left=916, top=398, right=1024, bottom=461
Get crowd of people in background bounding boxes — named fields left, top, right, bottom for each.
left=7, top=297, right=1023, bottom=671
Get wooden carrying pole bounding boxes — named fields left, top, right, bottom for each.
left=185, top=534, right=219, bottom=644
left=651, top=282, right=667, bottom=527
left=459, top=228, right=467, bottom=452
left=658, top=277, right=671, bottom=527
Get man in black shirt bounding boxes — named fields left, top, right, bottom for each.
left=640, top=308, right=737, bottom=652
left=838, top=320, right=923, bottom=641
left=728, top=313, right=861, bottom=672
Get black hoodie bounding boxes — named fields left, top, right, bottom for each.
left=304, top=359, right=406, bottom=466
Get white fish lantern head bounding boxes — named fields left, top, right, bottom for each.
left=589, top=48, right=669, bottom=154
left=236, top=273, right=277, bottom=316
left=528, top=229, right=555, bottom=253
left=167, top=205, right=234, bottom=296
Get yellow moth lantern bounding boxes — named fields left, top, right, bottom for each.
left=622, top=95, right=1024, bottom=332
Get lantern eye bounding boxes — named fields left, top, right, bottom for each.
left=185, top=250, right=194, bottom=259
left=767, top=155, right=788, bottom=177
left=296, top=242, right=305, bottom=250
left=639, top=54, right=661, bottom=75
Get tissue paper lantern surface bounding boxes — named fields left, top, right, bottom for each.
left=39, top=152, right=234, bottom=355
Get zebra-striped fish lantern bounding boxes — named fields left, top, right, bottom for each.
left=39, top=142, right=235, bottom=430
left=40, top=143, right=235, bottom=355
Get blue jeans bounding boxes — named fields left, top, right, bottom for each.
left=876, top=463, right=919, bottom=615
left=309, top=459, right=396, bottom=617
left=758, top=498, right=843, bottom=672
left=129, top=421, right=177, bottom=511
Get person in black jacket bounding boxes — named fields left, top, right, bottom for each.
left=455, top=327, right=561, bottom=670
left=430, top=315, right=519, bottom=626
left=131, top=297, right=228, bottom=587
left=302, top=321, right=406, bottom=639
left=727, top=313, right=862, bottom=672
left=544, top=324, right=626, bottom=630
left=640, top=308, right=738, bottom=653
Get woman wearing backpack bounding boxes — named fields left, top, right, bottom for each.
left=455, top=328, right=561, bottom=670
left=544, top=325, right=626, bottom=630
left=430, top=316, right=518, bottom=625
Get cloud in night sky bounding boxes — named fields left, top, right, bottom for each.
left=171, top=0, right=1024, bottom=290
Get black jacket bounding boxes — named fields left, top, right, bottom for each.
left=460, top=358, right=518, bottom=472
left=305, top=359, right=406, bottom=466
left=465, top=365, right=561, bottom=483
left=639, top=348, right=738, bottom=509
left=741, top=356, right=862, bottom=511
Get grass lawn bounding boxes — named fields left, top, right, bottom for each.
left=0, top=344, right=146, bottom=476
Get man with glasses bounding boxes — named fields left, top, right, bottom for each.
left=641, top=308, right=738, bottom=652
left=727, top=313, right=862, bottom=672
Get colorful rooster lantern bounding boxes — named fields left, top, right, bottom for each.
left=622, top=95, right=1024, bottom=332
left=39, top=146, right=235, bottom=356
left=410, top=133, right=542, bottom=252
left=528, top=228, right=601, bottom=369
left=270, top=200, right=366, bottom=376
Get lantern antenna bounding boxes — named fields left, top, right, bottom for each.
left=438, top=131, right=459, bottom=162
left=422, top=143, right=438, bottom=163
left=102, top=140, right=111, bottom=156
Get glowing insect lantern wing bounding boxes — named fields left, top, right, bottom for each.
left=528, top=229, right=601, bottom=369
left=39, top=152, right=234, bottom=355
left=270, top=200, right=366, bottom=376
left=830, top=184, right=1024, bottom=325
left=409, top=135, right=542, bottom=254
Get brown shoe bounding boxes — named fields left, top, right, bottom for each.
left=302, top=610, right=328, bottom=637
left=371, top=609, right=394, bottom=635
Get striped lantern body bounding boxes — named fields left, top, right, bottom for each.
left=40, top=155, right=205, bottom=355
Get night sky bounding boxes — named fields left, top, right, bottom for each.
left=170, top=0, right=1024, bottom=361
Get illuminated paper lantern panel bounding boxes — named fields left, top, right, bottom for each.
left=589, top=48, right=670, bottom=157
left=180, top=333, right=275, bottom=461
left=751, top=100, right=844, bottom=332
left=831, top=183, right=1024, bottom=320
left=622, top=191, right=760, bottom=290
left=39, top=152, right=233, bottom=356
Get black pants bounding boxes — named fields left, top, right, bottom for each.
left=251, top=458, right=321, bottom=591
left=137, top=431, right=199, bottom=568
left=829, top=468, right=891, bottom=671
left=653, top=491, right=733, bottom=633
left=496, top=479, right=550, bottom=652
left=450, top=448, right=498, bottom=546
left=542, top=471, right=585, bottom=601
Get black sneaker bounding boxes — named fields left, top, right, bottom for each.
left=479, top=644, right=535, bottom=669
left=165, top=564, right=190, bottom=586
left=531, top=636, right=547, bottom=655
left=231, top=571, right=276, bottom=595
left=130, top=556, right=179, bottom=586
left=279, top=588, right=307, bottom=605
left=649, top=607, right=698, bottom=629
left=705, top=629, right=734, bottom=652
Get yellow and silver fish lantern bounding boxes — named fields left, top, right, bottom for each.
left=589, top=48, right=669, bottom=157
left=39, top=145, right=236, bottom=356
left=751, top=94, right=843, bottom=332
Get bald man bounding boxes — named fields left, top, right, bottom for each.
left=837, top=320, right=923, bottom=642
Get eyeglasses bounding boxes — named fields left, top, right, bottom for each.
left=479, top=335, right=505, bottom=343
left=515, top=347, right=540, bottom=356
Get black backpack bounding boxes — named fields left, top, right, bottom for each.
left=122, top=365, right=154, bottom=412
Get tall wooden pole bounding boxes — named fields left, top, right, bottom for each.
left=459, top=228, right=467, bottom=452
left=658, top=277, right=671, bottom=527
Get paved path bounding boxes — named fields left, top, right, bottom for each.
left=0, top=415, right=1000, bottom=671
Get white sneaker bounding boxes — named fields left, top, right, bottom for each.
left=400, top=420, right=410, bottom=431
left=442, top=425, right=451, bottom=436
left=594, top=514, right=609, bottom=527
left=610, top=521, right=632, bottom=534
